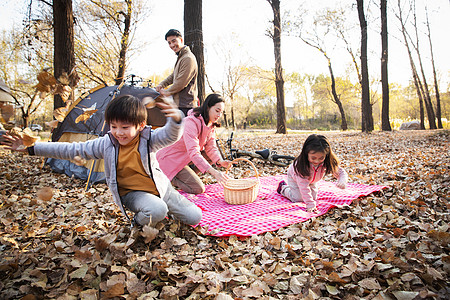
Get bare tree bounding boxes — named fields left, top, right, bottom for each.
left=115, top=0, right=132, bottom=85
left=357, top=0, right=373, bottom=132
left=425, top=6, right=443, bottom=129
left=221, top=65, right=245, bottom=129
left=395, top=0, right=425, bottom=129
left=75, top=0, right=146, bottom=87
left=267, top=0, right=286, bottom=134
left=52, top=0, right=75, bottom=110
left=409, top=0, right=436, bottom=129
left=184, top=0, right=205, bottom=104
left=380, top=0, right=391, bottom=131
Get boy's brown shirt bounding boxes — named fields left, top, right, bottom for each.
left=117, top=133, right=159, bottom=196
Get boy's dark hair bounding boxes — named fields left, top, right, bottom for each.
left=293, top=134, right=339, bottom=177
left=165, top=29, right=182, bottom=40
left=192, top=93, right=224, bottom=127
left=104, top=94, right=147, bottom=126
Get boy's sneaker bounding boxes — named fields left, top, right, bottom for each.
left=277, top=180, right=286, bottom=194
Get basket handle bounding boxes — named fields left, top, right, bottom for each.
left=225, top=157, right=259, bottom=179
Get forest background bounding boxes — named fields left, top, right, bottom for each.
left=0, top=0, right=449, bottom=132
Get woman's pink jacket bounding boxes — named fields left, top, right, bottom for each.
left=156, top=110, right=222, bottom=180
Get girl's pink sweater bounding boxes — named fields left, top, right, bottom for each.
left=287, top=162, right=348, bottom=208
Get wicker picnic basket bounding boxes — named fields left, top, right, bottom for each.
left=223, top=158, right=260, bottom=205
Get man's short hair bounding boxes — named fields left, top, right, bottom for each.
left=165, top=29, right=182, bottom=40
left=105, top=94, right=147, bottom=126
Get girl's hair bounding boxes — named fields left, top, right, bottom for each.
left=293, top=134, right=339, bottom=177
left=105, top=94, right=147, bottom=126
left=192, top=93, right=225, bottom=127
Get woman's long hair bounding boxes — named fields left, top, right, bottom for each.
left=293, top=134, right=339, bottom=177
left=192, top=93, right=225, bottom=127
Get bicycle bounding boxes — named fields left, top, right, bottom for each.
left=217, top=132, right=295, bottom=167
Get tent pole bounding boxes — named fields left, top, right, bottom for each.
left=84, top=82, right=126, bottom=191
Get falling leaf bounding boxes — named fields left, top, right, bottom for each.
left=58, top=72, right=70, bottom=85
left=75, top=104, right=97, bottom=123
left=142, top=96, right=156, bottom=108
left=21, top=128, right=39, bottom=147
left=35, top=70, right=57, bottom=92
left=72, top=156, right=87, bottom=166
left=53, top=106, right=69, bottom=122
left=45, top=119, right=60, bottom=128
left=36, top=187, right=53, bottom=201
left=55, top=84, right=72, bottom=102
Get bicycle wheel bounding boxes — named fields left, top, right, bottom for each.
left=271, top=154, right=295, bottom=167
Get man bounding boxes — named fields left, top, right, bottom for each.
left=156, top=29, right=198, bottom=116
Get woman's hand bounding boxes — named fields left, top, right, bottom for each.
left=157, top=101, right=182, bottom=123
left=217, top=159, right=232, bottom=169
left=0, top=133, right=26, bottom=152
left=207, top=167, right=229, bottom=186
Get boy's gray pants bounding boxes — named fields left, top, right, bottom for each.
left=121, top=183, right=202, bottom=227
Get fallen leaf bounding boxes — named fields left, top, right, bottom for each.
left=36, top=187, right=53, bottom=201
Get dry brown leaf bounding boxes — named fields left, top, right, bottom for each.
left=58, top=72, right=70, bottom=85
left=36, top=187, right=53, bottom=201
left=72, top=156, right=87, bottom=166
left=36, top=71, right=57, bottom=92
left=142, top=96, right=156, bottom=108
left=21, top=128, right=39, bottom=147
left=75, top=104, right=97, bottom=123
left=53, top=106, right=69, bottom=122
left=103, top=282, right=125, bottom=298
left=55, top=84, right=72, bottom=102
left=45, top=119, right=59, bottom=128
left=141, top=225, right=159, bottom=243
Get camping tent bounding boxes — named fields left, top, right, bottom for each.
left=47, top=83, right=163, bottom=189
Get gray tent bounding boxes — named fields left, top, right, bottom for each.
left=47, top=83, right=163, bottom=189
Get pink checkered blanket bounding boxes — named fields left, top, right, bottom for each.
left=181, top=175, right=387, bottom=237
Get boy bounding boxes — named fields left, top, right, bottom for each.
left=1, top=95, right=202, bottom=228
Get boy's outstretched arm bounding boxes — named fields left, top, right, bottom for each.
left=156, top=101, right=182, bottom=123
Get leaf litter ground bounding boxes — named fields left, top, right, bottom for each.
left=0, top=130, right=448, bottom=299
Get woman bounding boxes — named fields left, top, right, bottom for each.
left=156, top=93, right=232, bottom=194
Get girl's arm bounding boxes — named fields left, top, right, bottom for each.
left=334, top=167, right=348, bottom=189
left=290, top=166, right=316, bottom=210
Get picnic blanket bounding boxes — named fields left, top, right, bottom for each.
left=181, top=175, right=387, bottom=237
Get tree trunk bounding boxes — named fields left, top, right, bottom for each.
left=411, top=1, right=436, bottom=129
left=380, top=0, right=391, bottom=131
left=184, top=0, right=205, bottom=105
left=396, top=0, right=425, bottom=129
left=425, top=7, right=442, bottom=129
left=357, top=0, right=373, bottom=132
left=53, top=0, right=74, bottom=111
left=115, top=0, right=132, bottom=86
left=328, top=60, right=348, bottom=131
left=268, top=0, right=286, bottom=134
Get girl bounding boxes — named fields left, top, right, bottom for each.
left=156, top=93, right=232, bottom=194
left=277, top=134, right=348, bottom=212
